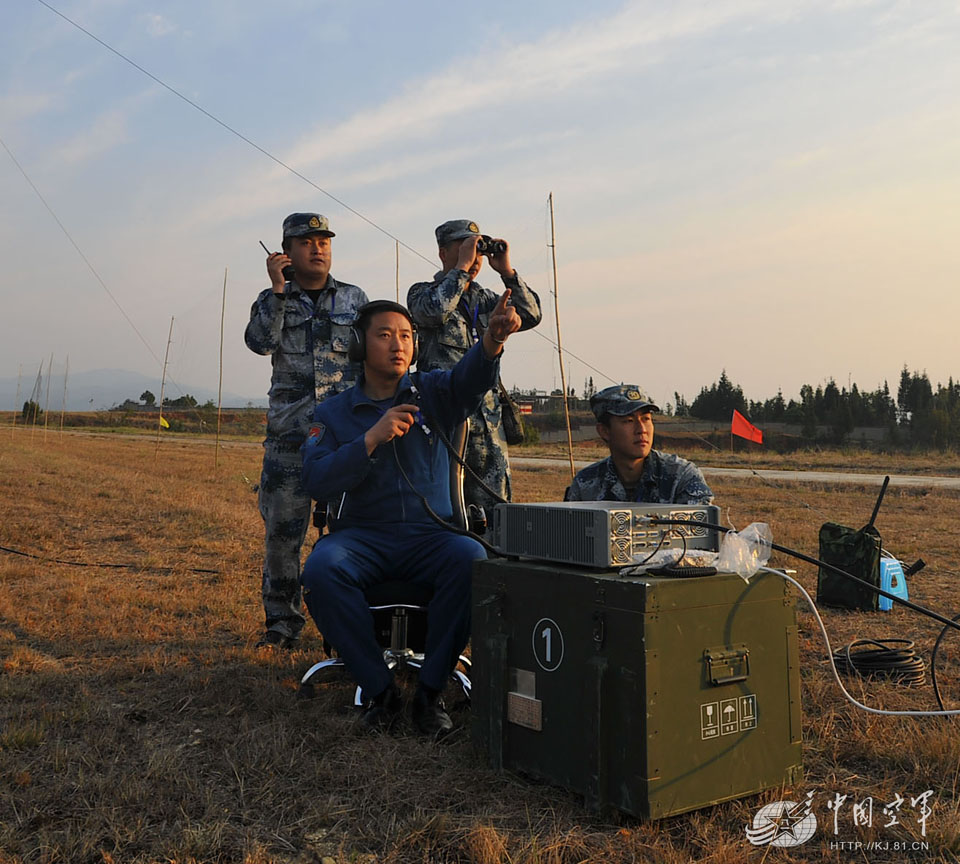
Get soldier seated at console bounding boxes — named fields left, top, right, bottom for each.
left=565, top=384, right=713, bottom=505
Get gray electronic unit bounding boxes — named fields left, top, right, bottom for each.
left=492, top=501, right=721, bottom=568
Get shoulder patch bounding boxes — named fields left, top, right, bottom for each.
left=308, top=424, right=325, bottom=443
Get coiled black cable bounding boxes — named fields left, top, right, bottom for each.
left=832, top=638, right=926, bottom=688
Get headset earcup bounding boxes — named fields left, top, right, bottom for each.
left=347, top=325, right=364, bottom=362
left=411, top=330, right=419, bottom=365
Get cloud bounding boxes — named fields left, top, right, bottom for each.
left=0, top=88, right=57, bottom=123
left=50, top=107, right=129, bottom=166
left=779, top=146, right=832, bottom=170
left=282, top=1, right=762, bottom=170
left=145, top=13, right=176, bottom=37
left=182, top=0, right=795, bottom=230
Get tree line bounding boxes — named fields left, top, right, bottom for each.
left=673, top=366, right=960, bottom=447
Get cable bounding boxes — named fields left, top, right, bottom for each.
left=636, top=528, right=675, bottom=564
left=832, top=638, right=926, bottom=688
left=1, top=135, right=221, bottom=425
left=649, top=516, right=960, bottom=635
left=931, top=612, right=960, bottom=711
left=424, top=414, right=507, bottom=508
left=652, top=515, right=960, bottom=713
left=0, top=543, right=218, bottom=575
left=763, top=567, right=960, bottom=717
left=0, top=134, right=161, bottom=368
left=32, top=0, right=434, bottom=268
left=390, top=441, right=499, bottom=556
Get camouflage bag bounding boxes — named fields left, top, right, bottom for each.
left=498, top=380, right=525, bottom=445
left=816, top=521, right=882, bottom=611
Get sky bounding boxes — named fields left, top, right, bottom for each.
left=2, top=0, right=960, bottom=411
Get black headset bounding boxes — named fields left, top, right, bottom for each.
left=348, top=299, right=419, bottom=364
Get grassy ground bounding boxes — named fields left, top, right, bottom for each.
left=518, top=438, right=960, bottom=475
left=2, top=432, right=960, bottom=862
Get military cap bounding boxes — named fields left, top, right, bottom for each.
left=435, top=219, right=481, bottom=246
left=590, top=384, right=660, bottom=422
left=282, top=213, right=335, bottom=239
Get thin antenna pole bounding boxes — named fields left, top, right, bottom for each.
left=30, top=361, right=43, bottom=439
left=59, top=356, right=69, bottom=438
left=43, top=353, right=53, bottom=439
left=395, top=241, right=400, bottom=302
left=216, top=268, right=227, bottom=470
left=156, top=317, right=174, bottom=457
left=12, top=364, right=22, bottom=437
left=548, top=193, right=576, bottom=482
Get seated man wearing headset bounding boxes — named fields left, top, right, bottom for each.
left=566, top=384, right=713, bottom=505
left=299, top=295, right=521, bottom=736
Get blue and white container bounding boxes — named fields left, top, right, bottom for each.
left=879, top=558, right=909, bottom=612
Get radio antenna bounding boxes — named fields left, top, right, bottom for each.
left=216, top=269, right=227, bottom=471
left=156, top=316, right=174, bottom=458
left=867, top=475, right=890, bottom=529
left=548, top=193, right=576, bottom=481
left=43, top=353, right=53, bottom=439
left=59, top=355, right=69, bottom=438
left=12, top=364, right=22, bottom=438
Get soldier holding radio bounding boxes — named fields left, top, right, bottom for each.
left=245, top=213, right=368, bottom=650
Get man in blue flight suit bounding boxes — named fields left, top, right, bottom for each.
left=245, top=213, right=368, bottom=650
left=300, top=294, right=522, bottom=736
left=566, top=384, right=713, bottom=505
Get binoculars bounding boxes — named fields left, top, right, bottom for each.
left=476, top=235, right=507, bottom=255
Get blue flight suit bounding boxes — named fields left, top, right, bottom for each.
left=299, top=341, right=499, bottom=696
left=245, top=276, right=368, bottom=640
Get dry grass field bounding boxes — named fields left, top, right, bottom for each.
left=2, top=430, right=960, bottom=863
left=521, top=436, right=960, bottom=475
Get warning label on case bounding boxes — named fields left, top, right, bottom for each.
left=700, top=693, right=757, bottom=739
left=700, top=702, right=719, bottom=739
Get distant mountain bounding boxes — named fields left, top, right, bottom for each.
left=0, top=369, right=267, bottom=412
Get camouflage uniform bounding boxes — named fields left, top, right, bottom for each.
left=566, top=452, right=713, bottom=504
left=565, top=383, right=713, bottom=505
left=407, top=221, right=541, bottom=518
left=245, top=227, right=368, bottom=642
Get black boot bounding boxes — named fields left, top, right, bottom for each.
left=361, top=681, right=402, bottom=732
left=411, top=684, right=453, bottom=738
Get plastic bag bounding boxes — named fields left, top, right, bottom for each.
left=716, top=522, right=773, bottom=581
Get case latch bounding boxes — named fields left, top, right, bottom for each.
left=704, top=644, right=750, bottom=685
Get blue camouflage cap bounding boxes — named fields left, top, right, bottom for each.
left=435, top=219, right=481, bottom=246
left=282, top=212, right=335, bottom=239
left=590, top=384, right=660, bottom=421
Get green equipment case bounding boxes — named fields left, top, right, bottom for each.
left=471, top=559, right=803, bottom=820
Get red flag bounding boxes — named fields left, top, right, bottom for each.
left=731, top=409, right=763, bottom=444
